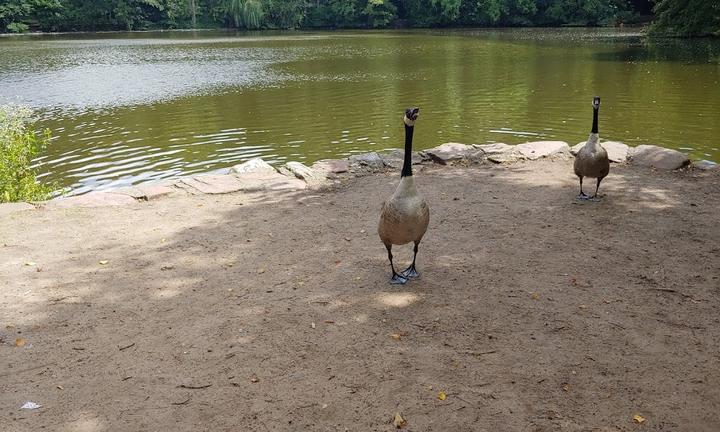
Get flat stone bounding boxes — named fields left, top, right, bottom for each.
left=487, top=151, right=522, bottom=164
left=0, top=202, right=35, bottom=217
left=473, top=143, right=513, bottom=155
left=136, top=184, right=176, bottom=200
left=572, top=140, right=629, bottom=163
left=692, top=160, right=718, bottom=170
left=515, top=141, right=570, bottom=160
left=45, top=191, right=137, bottom=209
left=111, top=186, right=146, bottom=199
left=235, top=171, right=307, bottom=192
left=310, top=159, right=349, bottom=174
left=285, top=161, right=324, bottom=183
left=630, top=145, right=690, bottom=170
left=179, top=174, right=245, bottom=194
left=349, top=152, right=386, bottom=169
left=230, top=157, right=277, bottom=175
left=380, top=149, right=426, bottom=169
left=422, top=142, right=485, bottom=165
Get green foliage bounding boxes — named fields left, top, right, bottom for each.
left=6, top=21, right=29, bottom=32
left=264, top=0, right=304, bottom=28
left=0, top=106, right=53, bottom=203
left=544, top=0, right=618, bottom=25
left=650, top=0, right=720, bottom=37
left=363, top=0, right=397, bottom=28
left=0, top=0, right=714, bottom=37
left=226, top=0, right=264, bottom=28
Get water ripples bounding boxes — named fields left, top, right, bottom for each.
left=1, top=29, right=718, bottom=195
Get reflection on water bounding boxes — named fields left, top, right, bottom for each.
left=1, top=29, right=718, bottom=195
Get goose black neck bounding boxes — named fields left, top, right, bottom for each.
left=591, top=108, right=599, bottom=134
left=401, top=124, right=414, bottom=177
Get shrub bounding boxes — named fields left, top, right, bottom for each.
left=0, top=105, right=53, bottom=203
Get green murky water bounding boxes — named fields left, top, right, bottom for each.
left=1, top=29, right=718, bottom=194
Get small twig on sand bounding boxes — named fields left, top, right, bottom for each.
left=466, top=350, right=497, bottom=357
left=645, top=287, right=702, bottom=301
left=119, top=342, right=135, bottom=351
left=179, top=383, right=212, bottom=389
left=606, top=321, right=626, bottom=330
left=171, top=395, right=192, bottom=405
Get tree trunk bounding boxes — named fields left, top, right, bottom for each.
left=189, top=0, right=197, bottom=28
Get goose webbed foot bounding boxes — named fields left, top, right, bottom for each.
left=576, top=192, right=589, bottom=200
left=400, top=265, right=420, bottom=279
left=390, top=273, right=408, bottom=285
left=588, top=195, right=602, bottom=202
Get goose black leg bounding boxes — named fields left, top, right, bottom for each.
left=589, top=177, right=604, bottom=200
left=386, top=244, right=407, bottom=285
left=577, top=176, right=588, bottom=200
left=401, top=241, right=421, bottom=279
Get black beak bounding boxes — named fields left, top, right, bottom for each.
left=406, top=107, right=420, bottom=120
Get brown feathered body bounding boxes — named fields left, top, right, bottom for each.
left=574, top=133, right=610, bottom=180
left=378, top=176, right=429, bottom=247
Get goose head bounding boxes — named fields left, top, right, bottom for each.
left=403, top=107, right=420, bottom=127
left=592, top=96, right=601, bottom=110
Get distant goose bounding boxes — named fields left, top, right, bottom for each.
left=378, top=107, right=430, bottom=284
left=574, top=96, right=610, bottom=200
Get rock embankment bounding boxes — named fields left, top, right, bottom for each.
left=1, top=140, right=713, bottom=213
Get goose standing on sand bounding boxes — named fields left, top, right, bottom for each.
left=378, top=107, right=430, bottom=284
left=574, top=96, right=610, bottom=200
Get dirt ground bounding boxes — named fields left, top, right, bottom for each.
left=1, top=159, right=719, bottom=432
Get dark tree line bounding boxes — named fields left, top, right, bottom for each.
left=0, top=0, right=716, bottom=36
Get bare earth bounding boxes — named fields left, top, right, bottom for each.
left=1, top=159, right=719, bottom=432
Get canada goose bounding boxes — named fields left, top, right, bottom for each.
left=378, top=107, right=430, bottom=284
left=574, top=96, right=610, bottom=200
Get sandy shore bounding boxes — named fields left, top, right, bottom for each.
left=1, top=158, right=719, bottom=431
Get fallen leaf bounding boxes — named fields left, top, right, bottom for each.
left=390, top=333, right=402, bottom=341
left=258, top=268, right=266, bottom=274
left=579, top=304, right=587, bottom=309
left=633, top=414, right=646, bottom=424
left=360, top=229, right=366, bottom=234
left=250, top=377, right=259, bottom=383
left=531, top=292, right=540, bottom=300
left=562, top=384, right=570, bottom=392
left=56, top=385, right=64, bottom=390
left=393, top=412, right=407, bottom=428
left=99, top=260, right=109, bottom=265
left=311, top=322, right=316, bottom=329
left=25, top=261, right=36, bottom=266
left=437, top=391, right=447, bottom=401
left=15, top=338, right=26, bottom=347
left=344, top=237, right=351, bottom=242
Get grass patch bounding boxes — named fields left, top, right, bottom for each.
left=0, top=105, right=54, bottom=203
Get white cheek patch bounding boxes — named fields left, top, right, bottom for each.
left=403, top=116, right=416, bottom=127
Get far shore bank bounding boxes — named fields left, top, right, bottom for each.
left=0, top=24, right=649, bottom=38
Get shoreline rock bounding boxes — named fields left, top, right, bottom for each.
left=629, top=145, right=690, bottom=170
left=1, top=142, right=711, bottom=212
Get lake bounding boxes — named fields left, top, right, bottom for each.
left=1, top=28, right=718, bottom=195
